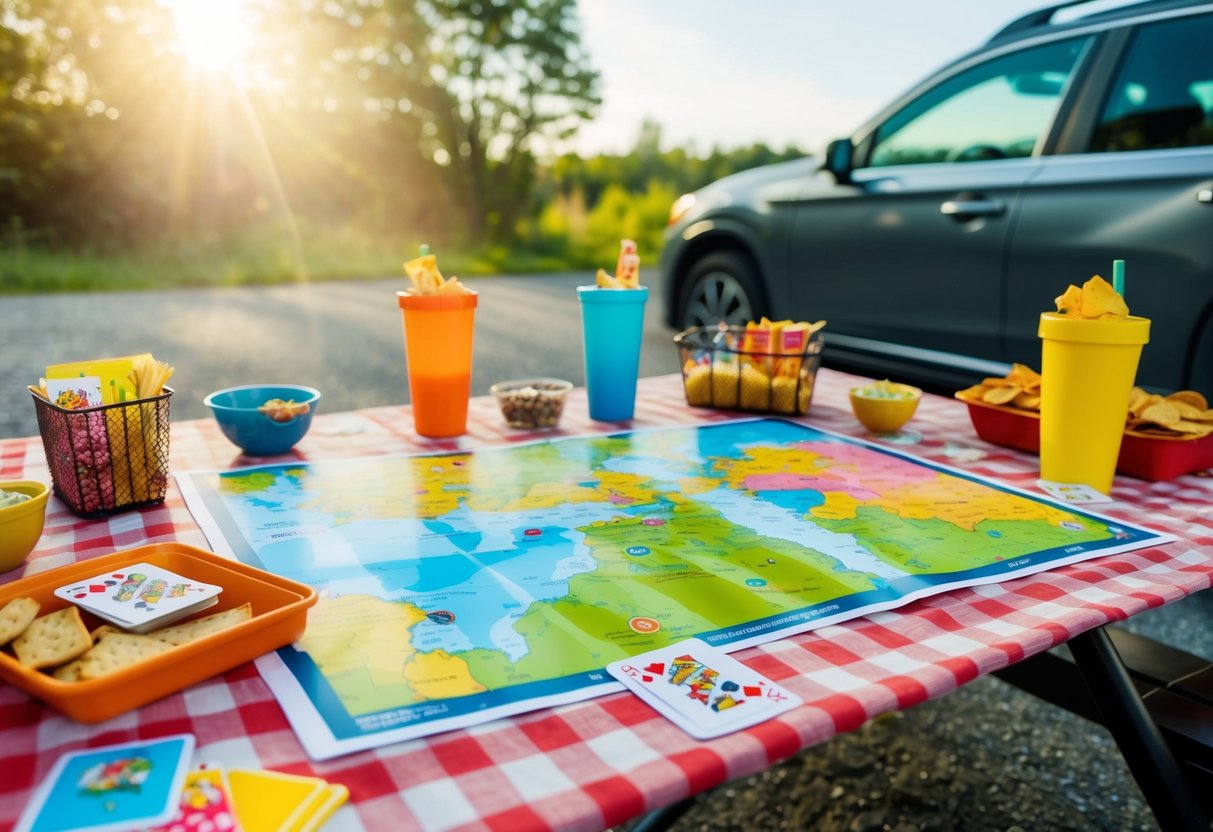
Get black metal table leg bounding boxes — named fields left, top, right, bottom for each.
left=628, top=796, right=696, bottom=832
left=1068, top=626, right=1210, bottom=831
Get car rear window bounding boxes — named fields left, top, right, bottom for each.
left=1090, top=12, right=1213, bottom=152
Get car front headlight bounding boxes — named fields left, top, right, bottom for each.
left=668, top=193, right=696, bottom=226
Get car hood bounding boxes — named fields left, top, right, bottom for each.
left=689, top=156, right=830, bottom=217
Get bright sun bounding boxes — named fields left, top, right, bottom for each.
left=164, top=0, right=251, bottom=73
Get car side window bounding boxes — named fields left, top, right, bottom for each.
left=1089, top=13, right=1213, bottom=153
left=867, top=38, right=1090, bottom=168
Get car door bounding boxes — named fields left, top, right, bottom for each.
left=788, top=36, right=1093, bottom=362
left=1005, top=11, right=1213, bottom=393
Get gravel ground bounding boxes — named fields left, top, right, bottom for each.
left=620, top=589, right=1213, bottom=832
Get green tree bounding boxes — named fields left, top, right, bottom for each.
left=0, top=0, right=114, bottom=245
left=410, top=0, right=600, bottom=241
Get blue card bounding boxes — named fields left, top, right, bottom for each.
left=16, top=734, right=195, bottom=832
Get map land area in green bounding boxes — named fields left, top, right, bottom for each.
left=178, top=419, right=1168, bottom=759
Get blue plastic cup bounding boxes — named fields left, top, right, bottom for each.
left=578, top=285, right=649, bottom=421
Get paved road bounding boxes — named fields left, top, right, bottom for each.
left=0, top=272, right=680, bottom=440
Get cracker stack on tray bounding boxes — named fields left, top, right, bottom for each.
left=0, top=597, right=251, bottom=682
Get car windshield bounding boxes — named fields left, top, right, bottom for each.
left=868, top=37, right=1090, bottom=166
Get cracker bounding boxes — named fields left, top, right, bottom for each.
left=0, top=597, right=40, bottom=646
left=148, top=602, right=252, bottom=646
left=12, top=607, right=92, bottom=669
left=51, top=659, right=87, bottom=682
left=89, top=624, right=121, bottom=643
left=76, top=632, right=173, bottom=680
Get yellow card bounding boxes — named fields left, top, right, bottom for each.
left=46, top=353, right=153, bottom=404
left=291, top=783, right=350, bottom=832
left=228, top=768, right=327, bottom=832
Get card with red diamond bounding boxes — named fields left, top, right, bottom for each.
left=54, top=562, right=221, bottom=634
left=606, top=638, right=801, bottom=739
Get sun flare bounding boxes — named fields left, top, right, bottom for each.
left=164, top=0, right=251, bottom=73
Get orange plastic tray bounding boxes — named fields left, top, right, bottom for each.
left=960, top=397, right=1213, bottom=481
left=0, top=543, right=317, bottom=723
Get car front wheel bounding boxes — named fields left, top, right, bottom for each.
left=676, top=251, right=766, bottom=329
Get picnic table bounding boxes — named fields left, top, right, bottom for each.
left=2, top=369, right=1212, bottom=831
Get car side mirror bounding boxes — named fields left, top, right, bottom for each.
left=823, top=138, right=853, bottom=184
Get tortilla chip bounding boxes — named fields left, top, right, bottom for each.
left=1170, top=419, right=1213, bottom=437
left=956, top=384, right=987, bottom=403
left=1167, top=390, right=1209, bottom=411
left=1080, top=275, right=1129, bottom=319
left=1139, top=401, right=1181, bottom=426
left=1007, top=363, right=1042, bottom=391
left=1054, top=285, right=1084, bottom=318
left=1130, top=393, right=1163, bottom=418
left=403, top=254, right=443, bottom=293
left=982, top=386, right=1021, bottom=405
left=1012, top=391, right=1041, bottom=410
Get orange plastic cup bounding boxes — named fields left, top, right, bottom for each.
left=397, top=291, right=478, bottom=437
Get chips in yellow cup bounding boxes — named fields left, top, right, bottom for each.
left=1053, top=275, right=1129, bottom=320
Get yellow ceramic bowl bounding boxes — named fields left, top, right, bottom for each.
left=849, top=382, right=922, bottom=433
left=0, top=480, right=50, bottom=572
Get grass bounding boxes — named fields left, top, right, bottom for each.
left=0, top=227, right=610, bottom=294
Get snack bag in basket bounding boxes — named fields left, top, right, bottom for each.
left=773, top=322, right=810, bottom=378
left=773, top=320, right=826, bottom=414
left=739, top=321, right=773, bottom=409
left=741, top=321, right=773, bottom=369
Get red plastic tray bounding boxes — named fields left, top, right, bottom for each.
left=960, top=398, right=1213, bottom=482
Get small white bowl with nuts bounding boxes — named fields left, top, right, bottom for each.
left=490, top=378, right=573, bottom=429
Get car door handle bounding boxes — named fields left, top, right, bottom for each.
left=940, top=198, right=1006, bottom=220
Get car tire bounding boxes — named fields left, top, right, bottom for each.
left=676, top=250, right=767, bottom=330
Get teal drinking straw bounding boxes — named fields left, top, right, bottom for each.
left=1112, top=259, right=1125, bottom=298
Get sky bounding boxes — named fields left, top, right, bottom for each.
left=573, top=0, right=1074, bottom=157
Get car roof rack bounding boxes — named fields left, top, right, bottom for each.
left=988, top=0, right=1207, bottom=42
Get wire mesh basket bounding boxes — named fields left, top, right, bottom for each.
left=675, top=326, right=824, bottom=415
left=30, top=387, right=173, bottom=518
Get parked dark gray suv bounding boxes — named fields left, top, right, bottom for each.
left=660, top=0, right=1213, bottom=396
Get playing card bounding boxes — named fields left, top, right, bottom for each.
left=606, top=638, right=801, bottom=739
left=54, top=563, right=222, bottom=634
left=44, top=377, right=104, bottom=411
left=1036, top=480, right=1114, bottom=504
left=145, top=767, right=238, bottom=832
left=227, top=768, right=327, bottom=832
left=15, top=734, right=194, bottom=832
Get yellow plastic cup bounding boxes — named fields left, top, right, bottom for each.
left=1038, top=312, right=1150, bottom=494
left=397, top=291, right=478, bottom=438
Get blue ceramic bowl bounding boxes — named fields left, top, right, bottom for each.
left=204, top=384, right=321, bottom=456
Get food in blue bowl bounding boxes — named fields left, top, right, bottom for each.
left=203, top=384, right=321, bottom=456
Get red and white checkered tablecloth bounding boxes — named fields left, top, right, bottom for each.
left=3, top=370, right=1212, bottom=832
